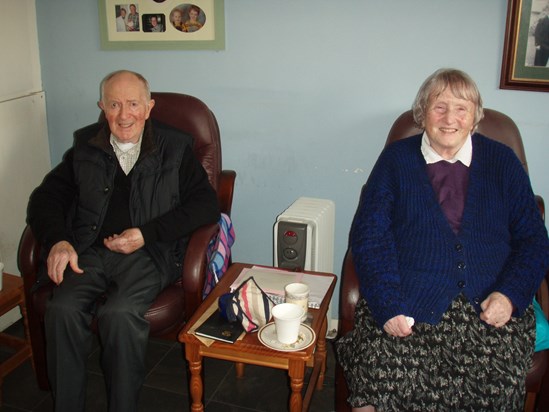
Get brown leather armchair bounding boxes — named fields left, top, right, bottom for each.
left=335, top=108, right=549, bottom=412
left=17, top=92, right=236, bottom=390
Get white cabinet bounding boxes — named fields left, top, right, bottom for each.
left=0, top=0, right=42, bottom=101
left=0, top=92, right=51, bottom=272
left=0, top=0, right=49, bottom=329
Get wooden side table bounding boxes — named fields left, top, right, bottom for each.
left=179, top=263, right=337, bottom=412
left=0, top=273, right=32, bottom=404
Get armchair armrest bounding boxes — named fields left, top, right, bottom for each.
left=338, top=250, right=360, bottom=338
left=218, top=170, right=236, bottom=216
left=536, top=195, right=545, bottom=221
left=181, top=166, right=235, bottom=317
left=182, top=222, right=219, bottom=319
left=17, top=225, right=41, bottom=279
left=17, top=225, right=41, bottom=305
left=538, top=278, right=549, bottom=319
left=16, top=225, right=50, bottom=388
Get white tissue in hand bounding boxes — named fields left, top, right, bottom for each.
left=405, top=316, right=415, bottom=327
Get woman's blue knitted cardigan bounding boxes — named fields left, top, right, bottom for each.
left=351, top=133, right=549, bottom=328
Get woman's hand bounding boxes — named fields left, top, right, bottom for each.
left=384, top=315, right=413, bottom=337
left=480, top=292, right=514, bottom=327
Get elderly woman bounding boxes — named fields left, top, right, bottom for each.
left=336, top=68, right=549, bottom=411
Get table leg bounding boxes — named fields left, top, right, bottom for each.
left=235, top=362, right=245, bottom=378
left=185, top=343, right=204, bottom=412
left=288, top=359, right=305, bottom=412
left=315, top=316, right=328, bottom=390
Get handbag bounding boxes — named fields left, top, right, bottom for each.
left=218, top=276, right=274, bottom=332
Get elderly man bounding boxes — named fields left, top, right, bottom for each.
left=126, top=3, right=140, bottom=31
left=27, top=70, right=219, bottom=411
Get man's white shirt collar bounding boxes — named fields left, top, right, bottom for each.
left=421, top=132, right=472, bottom=166
left=110, top=133, right=142, bottom=152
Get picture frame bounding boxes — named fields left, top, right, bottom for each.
left=98, top=0, right=224, bottom=50
left=500, top=0, right=549, bottom=92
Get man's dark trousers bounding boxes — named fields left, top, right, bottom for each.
left=45, top=247, right=162, bottom=412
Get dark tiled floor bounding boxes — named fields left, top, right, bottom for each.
left=0, top=321, right=336, bottom=411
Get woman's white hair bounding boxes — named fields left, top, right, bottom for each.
left=412, top=68, right=484, bottom=130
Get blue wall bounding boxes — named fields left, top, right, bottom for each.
left=36, top=1, right=549, bottom=319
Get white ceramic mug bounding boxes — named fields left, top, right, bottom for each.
left=271, top=303, right=304, bottom=344
left=284, top=282, right=309, bottom=319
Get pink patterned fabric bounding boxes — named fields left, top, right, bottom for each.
left=202, top=213, right=235, bottom=299
left=222, top=277, right=274, bottom=332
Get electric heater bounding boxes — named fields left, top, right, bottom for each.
left=274, top=197, right=335, bottom=273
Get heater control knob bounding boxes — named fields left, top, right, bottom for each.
left=283, top=230, right=298, bottom=245
left=283, top=248, right=298, bottom=260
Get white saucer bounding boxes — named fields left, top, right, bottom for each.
left=258, top=322, right=316, bottom=352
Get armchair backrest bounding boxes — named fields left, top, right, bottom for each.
left=149, top=92, right=222, bottom=190
left=386, top=108, right=528, bottom=172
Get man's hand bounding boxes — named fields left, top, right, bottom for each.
left=480, top=292, right=514, bottom=327
left=384, top=314, right=413, bottom=337
left=103, top=228, right=145, bottom=254
left=47, top=240, right=83, bottom=285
